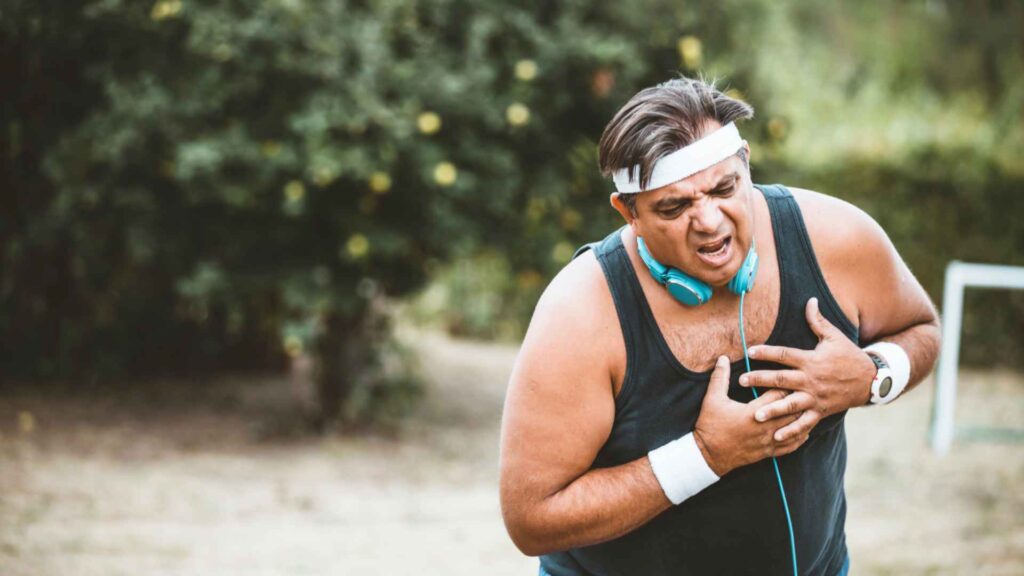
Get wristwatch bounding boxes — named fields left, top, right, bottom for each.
left=866, top=351, right=896, bottom=405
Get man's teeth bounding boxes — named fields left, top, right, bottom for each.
left=699, top=238, right=728, bottom=255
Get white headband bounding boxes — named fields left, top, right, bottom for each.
left=613, top=122, right=744, bottom=193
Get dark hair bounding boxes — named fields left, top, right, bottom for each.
left=599, top=76, right=754, bottom=212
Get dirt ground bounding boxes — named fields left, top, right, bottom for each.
left=1, top=330, right=1022, bottom=575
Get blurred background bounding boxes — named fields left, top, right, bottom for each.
left=1, top=0, right=1022, bottom=574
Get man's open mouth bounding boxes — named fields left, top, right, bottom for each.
left=697, top=236, right=731, bottom=256
left=695, top=236, right=733, bottom=267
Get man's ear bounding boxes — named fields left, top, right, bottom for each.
left=610, top=193, right=636, bottom=224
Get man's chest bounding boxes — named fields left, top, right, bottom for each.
left=655, top=280, right=781, bottom=373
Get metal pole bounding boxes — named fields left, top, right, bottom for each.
left=931, top=262, right=964, bottom=455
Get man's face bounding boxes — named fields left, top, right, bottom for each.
left=618, top=146, right=754, bottom=290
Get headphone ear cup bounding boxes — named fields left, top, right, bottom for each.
left=665, top=271, right=713, bottom=306
left=636, top=235, right=715, bottom=307
left=728, top=248, right=759, bottom=295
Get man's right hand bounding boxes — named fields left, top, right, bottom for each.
left=693, top=356, right=812, bottom=477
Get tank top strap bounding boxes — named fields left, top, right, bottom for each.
left=757, top=183, right=859, bottom=340
left=573, top=227, right=664, bottom=394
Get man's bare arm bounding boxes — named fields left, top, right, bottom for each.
left=811, top=190, right=941, bottom=395
left=853, top=213, right=941, bottom=394
left=499, top=253, right=672, bottom=556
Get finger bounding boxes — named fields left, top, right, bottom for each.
left=739, top=369, right=805, bottom=391
left=758, top=415, right=801, bottom=452
left=705, top=356, right=731, bottom=400
left=772, top=410, right=822, bottom=442
left=805, top=297, right=837, bottom=342
left=771, top=434, right=811, bottom=457
left=749, top=388, right=788, bottom=408
left=753, top=391, right=816, bottom=423
left=768, top=412, right=800, bottom=431
left=746, top=345, right=808, bottom=368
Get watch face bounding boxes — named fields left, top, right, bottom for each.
left=879, top=376, right=892, bottom=397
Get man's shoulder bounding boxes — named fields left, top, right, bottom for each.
left=534, top=241, right=615, bottom=327
left=786, top=186, right=887, bottom=257
left=785, top=186, right=897, bottom=327
left=787, top=186, right=873, bottom=227
left=517, top=234, right=626, bottom=395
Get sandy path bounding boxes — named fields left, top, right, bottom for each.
left=1, top=330, right=1022, bottom=575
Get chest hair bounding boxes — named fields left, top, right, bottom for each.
left=658, top=289, right=780, bottom=373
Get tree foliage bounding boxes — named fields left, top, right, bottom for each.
left=0, top=0, right=764, bottom=418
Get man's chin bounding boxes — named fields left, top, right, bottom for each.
left=689, top=263, right=740, bottom=290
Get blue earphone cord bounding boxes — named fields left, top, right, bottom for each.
left=739, top=291, right=799, bottom=576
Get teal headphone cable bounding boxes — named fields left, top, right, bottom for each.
left=739, top=290, right=799, bottom=576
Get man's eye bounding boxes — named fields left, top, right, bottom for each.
left=660, top=206, right=684, bottom=217
left=714, top=185, right=735, bottom=196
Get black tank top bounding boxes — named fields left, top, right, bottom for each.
left=540, top=184, right=859, bottom=576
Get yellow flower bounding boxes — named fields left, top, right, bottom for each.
left=312, top=166, right=336, bottom=188
left=417, top=111, right=442, bottom=135
left=212, top=43, right=233, bottom=62
left=725, top=88, right=746, bottom=102
left=150, top=0, right=182, bottom=21
left=369, top=171, right=392, bottom=194
left=560, top=208, right=582, bottom=231
left=551, top=241, right=575, bottom=264
left=515, top=59, right=538, bottom=81
left=283, top=335, right=303, bottom=358
left=261, top=140, right=282, bottom=158
left=767, top=117, right=788, bottom=141
left=506, top=103, right=531, bottom=127
left=433, top=162, right=457, bottom=186
left=345, top=234, right=370, bottom=259
left=526, top=197, right=546, bottom=222
left=284, top=180, right=305, bottom=202
left=677, top=35, right=703, bottom=69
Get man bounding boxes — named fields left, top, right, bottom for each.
left=499, top=77, right=941, bottom=575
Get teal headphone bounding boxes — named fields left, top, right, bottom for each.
left=636, top=236, right=759, bottom=306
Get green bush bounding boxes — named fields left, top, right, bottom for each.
left=0, top=0, right=764, bottom=419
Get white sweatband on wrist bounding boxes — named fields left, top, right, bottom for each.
left=863, top=341, right=911, bottom=401
left=647, top=432, right=720, bottom=505
left=612, top=122, right=744, bottom=193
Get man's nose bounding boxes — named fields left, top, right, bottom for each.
left=690, top=198, right=724, bottom=234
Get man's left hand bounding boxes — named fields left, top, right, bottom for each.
left=738, top=297, right=876, bottom=442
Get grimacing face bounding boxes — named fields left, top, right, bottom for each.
left=613, top=148, right=755, bottom=290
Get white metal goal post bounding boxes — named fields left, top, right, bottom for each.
left=930, top=261, right=1024, bottom=455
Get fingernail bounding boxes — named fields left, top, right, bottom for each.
left=774, top=432, right=784, bottom=441
left=738, top=375, right=747, bottom=386
left=747, top=347, right=757, bottom=357
left=756, top=411, right=766, bottom=422
left=718, top=355, right=728, bottom=365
